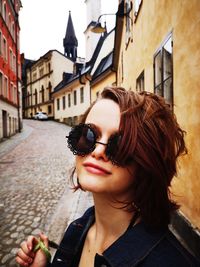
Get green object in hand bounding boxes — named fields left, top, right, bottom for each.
left=33, top=239, right=51, bottom=262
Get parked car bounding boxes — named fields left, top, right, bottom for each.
left=33, top=112, right=48, bottom=120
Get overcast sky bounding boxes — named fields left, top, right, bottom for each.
left=19, top=0, right=118, bottom=60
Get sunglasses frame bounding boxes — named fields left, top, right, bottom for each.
left=66, top=123, right=121, bottom=164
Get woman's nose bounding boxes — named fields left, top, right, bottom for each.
left=91, top=140, right=109, bottom=162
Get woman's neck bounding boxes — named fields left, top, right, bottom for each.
left=90, top=193, right=135, bottom=253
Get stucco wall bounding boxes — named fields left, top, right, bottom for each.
left=54, top=81, right=91, bottom=122
left=118, top=0, right=200, bottom=228
left=0, top=100, right=19, bottom=139
left=51, top=51, right=74, bottom=87
left=91, top=72, right=116, bottom=102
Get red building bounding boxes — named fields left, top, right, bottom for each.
left=0, top=0, right=22, bottom=140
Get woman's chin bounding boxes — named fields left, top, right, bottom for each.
left=78, top=179, right=104, bottom=194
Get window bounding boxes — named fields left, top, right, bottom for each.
left=68, top=94, right=71, bottom=107
left=3, top=37, right=7, bottom=60
left=4, top=76, right=8, bottom=98
left=13, top=54, right=16, bottom=72
left=34, top=89, right=38, bottom=105
left=48, top=81, right=52, bottom=100
left=74, top=90, right=77, bottom=105
left=48, top=63, right=51, bottom=73
left=0, top=72, right=3, bottom=95
left=3, top=2, right=6, bottom=22
left=33, top=72, right=37, bottom=81
left=48, top=105, right=52, bottom=114
left=136, top=71, right=144, bottom=92
left=10, top=82, right=13, bottom=101
left=80, top=87, right=84, bottom=103
left=62, top=96, right=66, bottom=110
left=41, top=85, right=44, bottom=102
left=39, top=67, right=44, bottom=77
left=0, top=31, right=2, bottom=56
left=9, top=49, right=13, bottom=69
left=13, top=86, right=17, bottom=103
left=154, top=34, right=173, bottom=107
left=11, top=22, right=15, bottom=39
left=8, top=13, right=11, bottom=31
left=57, top=98, right=60, bottom=110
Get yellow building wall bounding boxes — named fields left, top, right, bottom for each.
left=117, top=0, right=200, bottom=228
left=91, top=72, right=116, bottom=103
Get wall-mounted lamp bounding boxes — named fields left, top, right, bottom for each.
left=91, top=2, right=133, bottom=34
left=91, top=13, right=116, bottom=33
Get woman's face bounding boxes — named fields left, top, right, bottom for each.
left=76, top=99, right=135, bottom=201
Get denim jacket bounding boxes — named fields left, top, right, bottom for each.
left=50, top=207, right=199, bottom=267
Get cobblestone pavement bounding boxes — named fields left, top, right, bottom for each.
left=0, top=120, right=92, bottom=267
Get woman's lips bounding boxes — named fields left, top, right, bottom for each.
left=83, top=162, right=111, bottom=175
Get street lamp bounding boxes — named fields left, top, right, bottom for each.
left=91, top=2, right=133, bottom=34
left=91, top=13, right=116, bottom=33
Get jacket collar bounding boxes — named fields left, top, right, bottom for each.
left=53, top=207, right=167, bottom=267
left=81, top=207, right=167, bottom=267
left=102, top=222, right=167, bottom=267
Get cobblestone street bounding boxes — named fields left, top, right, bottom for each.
left=0, top=120, right=92, bottom=267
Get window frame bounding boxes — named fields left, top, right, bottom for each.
left=57, top=98, right=60, bottom=110
left=62, top=95, right=66, bottom=110
left=68, top=94, right=71, bottom=107
left=4, top=75, right=8, bottom=98
left=3, top=36, right=7, bottom=61
left=153, top=32, right=173, bottom=108
left=3, top=1, right=6, bottom=22
left=74, top=90, right=77, bottom=106
left=136, top=70, right=145, bottom=92
left=0, top=71, right=3, bottom=96
left=80, top=87, right=84, bottom=103
left=0, top=31, right=2, bottom=56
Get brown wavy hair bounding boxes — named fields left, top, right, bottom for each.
left=75, top=86, right=187, bottom=228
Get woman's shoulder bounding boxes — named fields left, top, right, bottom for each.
left=102, top=222, right=199, bottom=267
left=141, top=228, right=200, bottom=266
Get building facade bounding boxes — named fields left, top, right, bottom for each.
left=0, top=0, right=22, bottom=140
left=52, top=0, right=117, bottom=125
left=113, top=0, right=200, bottom=258
left=24, top=50, right=74, bottom=119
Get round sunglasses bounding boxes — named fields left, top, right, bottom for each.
left=66, top=123, right=121, bottom=164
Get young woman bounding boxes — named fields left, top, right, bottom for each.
left=16, top=87, right=199, bottom=267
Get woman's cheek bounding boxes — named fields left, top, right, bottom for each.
left=75, top=156, right=84, bottom=177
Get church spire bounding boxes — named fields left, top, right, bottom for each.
left=63, top=11, right=78, bottom=61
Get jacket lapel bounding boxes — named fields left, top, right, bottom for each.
left=103, top=223, right=167, bottom=267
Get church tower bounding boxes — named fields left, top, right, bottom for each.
left=63, top=11, right=78, bottom=61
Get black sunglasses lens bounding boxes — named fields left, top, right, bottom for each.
left=67, top=124, right=96, bottom=155
left=106, top=134, right=121, bottom=164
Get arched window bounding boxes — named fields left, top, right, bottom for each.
left=48, top=63, right=51, bottom=73
left=41, top=85, right=44, bottom=103
left=8, top=13, right=11, bottom=31
left=12, top=22, right=15, bottom=39
left=0, top=0, right=2, bottom=14
left=48, top=81, right=52, bottom=100
left=34, top=89, right=38, bottom=105
left=3, top=2, right=6, bottom=22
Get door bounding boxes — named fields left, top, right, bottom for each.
left=2, top=110, right=7, bottom=138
